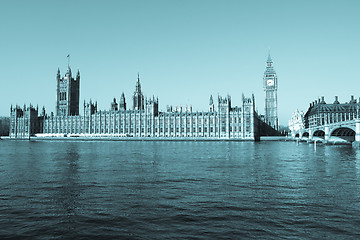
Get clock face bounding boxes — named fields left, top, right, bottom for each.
left=267, top=79, right=274, bottom=86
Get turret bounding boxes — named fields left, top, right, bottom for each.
left=111, top=97, right=118, bottom=111
left=136, top=73, right=141, bottom=92
left=65, top=66, right=72, bottom=78
left=209, top=95, right=214, bottom=112
left=133, top=73, right=144, bottom=110
left=76, top=69, right=80, bottom=81
left=145, top=96, right=159, bottom=116
left=120, top=92, right=126, bottom=111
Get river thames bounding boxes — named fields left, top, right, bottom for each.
left=1, top=140, right=360, bottom=239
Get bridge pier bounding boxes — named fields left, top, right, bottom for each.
left=352, top=120, right=360, bottom=148
left=324, top=125, right=330, bottom=142
left=356, top=121, right=360, bottom=141
left=308, top=129, right=312, bottom=141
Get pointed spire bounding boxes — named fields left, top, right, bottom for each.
left=66, top=65, right=72, bottom=77
left=136, top=73, right=141, bottom=92
left=57, top=68, right=61, bottom=79
left=209, top=95, right=214, bottom=105
left=265, top=51, right=275, bottom=73
left=267, top=49, right=272, bottom=63
left=120, top=92, right=126, bottom=110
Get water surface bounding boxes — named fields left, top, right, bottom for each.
left=1, top=141, right=360, bottom=239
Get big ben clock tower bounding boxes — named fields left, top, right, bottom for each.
left=263, top=53, right=278, bottom=130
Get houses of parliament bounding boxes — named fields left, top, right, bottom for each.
left=9, top=55, right=278, bottom=140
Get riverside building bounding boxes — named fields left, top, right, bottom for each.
left=10, top=66, right=260, bottom=140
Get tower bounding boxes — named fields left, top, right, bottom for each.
left=209, top=95, right=215, bottom=112
left=263, top=52, right=278, bottom=130
left=119, top=92, right=126, bottom=111
left=56, top=66, right=80, bottom=116
left=218, top=95, right=231, bottom=137
left=111, top=98, right=118, bottom=111
left=133, top=73, right=144, bottom=110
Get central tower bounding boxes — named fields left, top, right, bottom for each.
left=263, top=53, right=278, bottom=130
left=133, top=73, right=144, bottom=110
left=56, top=66, right=80, bottom=116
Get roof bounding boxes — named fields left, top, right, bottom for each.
left=305, top=102, right=359, bottom=117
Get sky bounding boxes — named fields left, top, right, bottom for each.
left=1, top=0, right=360, bottom=125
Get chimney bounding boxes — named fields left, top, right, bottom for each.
left=315, top=100, right=318, bottom=105
left=351, top=95, right=354, bottom=101
left=334, top=96, right=339, bottom=104
left=321, top=96, right=325, bottom=103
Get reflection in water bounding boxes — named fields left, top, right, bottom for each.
left=50, top=143, right=80, bottom=236
left=355, top=149, right=360, bottom=177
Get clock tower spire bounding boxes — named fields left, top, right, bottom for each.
left=263, top=52, right=278, bottom=130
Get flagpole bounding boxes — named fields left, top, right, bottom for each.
left=67, top=54, right=70, bottom=68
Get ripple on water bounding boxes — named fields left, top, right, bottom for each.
left=0, top=141, right=360, bottom=239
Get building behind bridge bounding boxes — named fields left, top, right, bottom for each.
left=304, top=96, right=360, bottom=128
left=10, top=66, right=261, bottom=140
left=289, top=96, right=360, bottom=140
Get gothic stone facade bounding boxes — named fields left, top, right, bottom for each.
left=10, top=67, right=260, bottom=140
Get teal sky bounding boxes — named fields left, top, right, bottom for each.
left=1, top=0, right=360, bottom=125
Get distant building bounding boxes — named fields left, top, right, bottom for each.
left=304, top=96, right=359, bottom=128
left=10, top=67, right=260, bottom=140
left=289, top=109, right=305, bottom=137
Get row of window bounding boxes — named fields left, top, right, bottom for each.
left=59, top=92, right=67, bottom=101
left=44, top=125, right=244, bottom=134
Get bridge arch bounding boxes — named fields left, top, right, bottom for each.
left=312, top=130, right=325, bottom=139
left=330, top=127, right=356, bottom=142
left=302, top=132, right=309, bottom=138
left=295, top=133, right=299, bottom=138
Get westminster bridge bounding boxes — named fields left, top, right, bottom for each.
left=293, top=119, right=360, bottom=144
